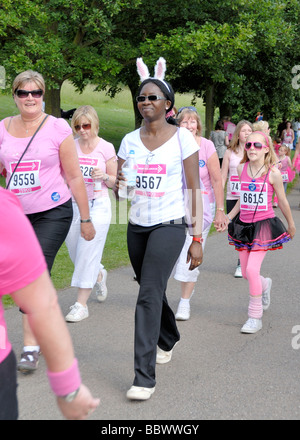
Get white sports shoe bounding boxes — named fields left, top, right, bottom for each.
left=175, top=302, right=190, bottom=321
left=65, top=302, right=89, bottom=322
left=126, top=386, right=155, bottom=401
left=241, top=318, right=262, bottom=334
left=94, top=269, right=108, bottom=302
left=234, top=265, right=243, bottom=278
left=262, top=278, right=272, bottom=311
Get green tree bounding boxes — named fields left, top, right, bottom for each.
left=141, top=0, right=300, bottom=134
left=0, top=0, right=140, bottom=115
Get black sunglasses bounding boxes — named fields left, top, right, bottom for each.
left=245, top=142, right=267, bottom=150
left=15, top=89, right=44, bottom=99
left=136, top=95, right=166, bottom=103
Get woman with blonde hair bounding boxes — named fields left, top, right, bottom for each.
left=221, top=120, right=253, bottom=277
left=65, top=105, right=117, bottom=322
left=0, top=70, right=95, bottom=373
left=173, top=106, right=226, bottom=321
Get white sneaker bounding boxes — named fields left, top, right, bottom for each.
left=65, top=302, right=89, bottom=322
left=126, top=386, right=155, bottom=401
left=234, top=265, right=243, bottom=278
left=241, top=318, right=262, bottom=334
left=175, top=302, right=190, bottom=321
left=156, top=343, right=178, bottom=364
left=94, top=269, right=108, bottom=302
left=262, top=278, right=272, bottom=311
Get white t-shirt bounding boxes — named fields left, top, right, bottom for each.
left=118, top=127, right=199, bottom=226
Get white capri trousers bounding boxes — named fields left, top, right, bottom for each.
left=65, top=197, right=112, bottom=288
left=172, top=202, right=215, bottom=283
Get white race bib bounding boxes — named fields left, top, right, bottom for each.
left=240, top=181, right=268, bottom=211
left=78, top=157, right=99, bottom=183
left=230, top=174, right=240, bottom=196
left=135, top=163, right=167, bottom=198
left=9, top=160, right=41, bottom=194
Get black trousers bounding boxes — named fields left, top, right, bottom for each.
left=0, top=350, right=18, bottom=420
left=20, top=199, right=73, bottom=314
left=127, top=219, right=186, bottom=388
left=26, top=198, right=73, bottom=273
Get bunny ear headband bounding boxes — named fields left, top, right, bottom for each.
left=136, top=57, right=170, bottom=92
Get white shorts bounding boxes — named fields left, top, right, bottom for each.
left=172, top=202, right=215, bottom=283
left=65, top=197, right=112, bottom=288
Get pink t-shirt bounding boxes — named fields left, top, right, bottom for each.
left=198, top=137, right=217, bottom=203
left=0, top=188, right=47, bottom=363
left=239, top=163, right=275, bottom=223
left=226, top=150, right=243, bottom=200
left=0, top=116, right=72, bottom=214
left=75, top=138, right=117, bottom=200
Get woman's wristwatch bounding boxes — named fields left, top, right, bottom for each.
left=59, top=388, right=80, bottom=402
left=80, top=218, right=92, bottom=223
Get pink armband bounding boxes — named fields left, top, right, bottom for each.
left=47, top=358, right=81, bottom=396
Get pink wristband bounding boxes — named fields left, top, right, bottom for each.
left=47, top=358, right=81, bottom=396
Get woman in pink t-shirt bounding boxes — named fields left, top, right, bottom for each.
left=173, top=107, right=227, bottom=321
left=0, top=188, right=99, bottom=420
left=0, top=70, right=95, bottom=373
left=65, top=106, right=117, bottom=322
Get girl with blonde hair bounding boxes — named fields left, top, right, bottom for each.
left=222, top=131, right=295, bottom=334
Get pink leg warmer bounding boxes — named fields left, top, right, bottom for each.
left=239, top=250, right=267, bottom=319
left=248, top=295, right=263, bottom=319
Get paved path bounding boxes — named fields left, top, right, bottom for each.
left=6, top=179, right=300, bottom=420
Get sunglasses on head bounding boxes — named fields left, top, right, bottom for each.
left=136, top=95, right=166, bottom=103
left=245, top=142, right=267, bottom=150
left=74, top=123, right=92, bottom=131
left=15, top=89, right=43, bottom=99
left=177, top=106, right=198, bottom=115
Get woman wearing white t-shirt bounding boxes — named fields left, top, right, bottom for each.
left=115, top=58, right=203, bottom=401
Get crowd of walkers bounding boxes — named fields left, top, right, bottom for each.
left=0, top=59, right=298, bottom=419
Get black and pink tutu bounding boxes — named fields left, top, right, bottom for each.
left=228, top=215, right=291, bottom=251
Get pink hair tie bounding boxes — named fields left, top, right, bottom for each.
left=255, top=131, right=269, bottom=147
left=47, top=358, right=81, bottom=396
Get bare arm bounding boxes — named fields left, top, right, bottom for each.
left=183, top=151, right=204, bottom=269
left=221, top=149, right=231, bottom=188
left=91, top=156, right=118, bottom=189
left=59, top=135, right=95, bottom=241
left=113, top=157, right=125, bottom=199
left=207, top=151, right=227, bottom=229
left=270, top=167, right=296, bottom=238
left=11, top=271, right=100, bottom=419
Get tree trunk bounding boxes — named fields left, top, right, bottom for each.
left=219, top=103, right=233, bottom=119
left=204, top=84, right=215, bottom=138
left=127, top=82, right=142, bottom=129
left=45, top=84, right=63, bottom=117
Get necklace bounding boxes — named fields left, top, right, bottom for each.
left=21, top=114, right=44, bottom=134
left=249, top=163, right=265, bottom=182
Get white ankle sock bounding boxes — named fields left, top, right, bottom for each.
left=23, top=345, right=39, bottom=353
left=179, top=298, right=190, bottom=308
